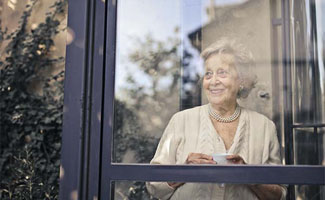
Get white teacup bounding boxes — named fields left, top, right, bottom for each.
left=212, top=153, right=233, bottom=164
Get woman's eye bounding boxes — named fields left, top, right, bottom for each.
left=204, top=71, right=213, bottom=78
left=217, top=69, right=228, bottom=77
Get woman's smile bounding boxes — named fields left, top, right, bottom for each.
left=209, top=88, right=225, bottom=95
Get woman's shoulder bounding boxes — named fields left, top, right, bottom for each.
left=169, top=105, right=207, bottom=124
left=168, top=105, right=206, bottom=131
left=173, top=105, right=207, bottom=118
left=242, top=107, right=275, bottom=127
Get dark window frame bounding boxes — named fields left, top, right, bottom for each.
left=59, top=0, right=325, bottom=200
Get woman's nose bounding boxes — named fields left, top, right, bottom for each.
left=211, top=73, right=221, bottom=84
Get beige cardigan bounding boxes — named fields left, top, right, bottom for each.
left=146, top=104, right=286, bottom=200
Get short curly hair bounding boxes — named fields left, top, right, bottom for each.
left=201, top=37, right=257, bottom=98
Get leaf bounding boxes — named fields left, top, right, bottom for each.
left=1, top=0, right=67, bottom=198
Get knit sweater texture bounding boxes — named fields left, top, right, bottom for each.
left=146, top=104, right=286, bottom=200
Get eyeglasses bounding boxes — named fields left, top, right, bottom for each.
left=204, top=69, right=229, bottom=79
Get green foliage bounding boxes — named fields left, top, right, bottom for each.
left=0, top=0, right=67, bottom=199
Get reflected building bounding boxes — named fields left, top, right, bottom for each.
left=188, top=0, right=275, bottom=118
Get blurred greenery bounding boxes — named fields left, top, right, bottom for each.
left=114, top=33, right=186, bottom=199
left=0, top=0, right=67, bottom=199
left=114, top=100, right=159, bottom=164
left=113, top=100, right=158, bottom=200
left=113, top=32, right=200, bottom=199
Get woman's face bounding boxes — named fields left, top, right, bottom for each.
left=203, top=53, right=240, bottom=107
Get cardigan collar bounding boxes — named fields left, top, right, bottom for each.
left=196, top=104, right=249, bottom=163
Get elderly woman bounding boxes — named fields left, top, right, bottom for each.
left=146, top=38, right=286, bottom=200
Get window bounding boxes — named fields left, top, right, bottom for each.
left=60, top=0, right=325, bottom=199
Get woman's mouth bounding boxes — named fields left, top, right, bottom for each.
left=209, top=88, right=224, bottom=95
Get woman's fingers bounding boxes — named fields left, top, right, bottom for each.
left=186, top=154, right=246, bottom=164
left=198, top=153, right=214, bottom=160
left=188, top=158, right=216, bottom=164
left=226, top=154, right=246, bottom=164
left=167, top=182, right=185, bottom=189
left=186, top=153, right=246, bottom=164
left=188, top=153, right=213, bottom=160
left=187, top=152, right=214, bottom=161
left=186, top=153, right=215, bottom=164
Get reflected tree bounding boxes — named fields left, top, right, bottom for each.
left=180, top=46, right=202, bottom=110
left=114, top=100, right=158, bottom=200
left=113, top=100, right=158, bottom=164
left=122, top=34, right=181, bottom=137
left=114, top=33, right=184, bottom=199
left=115, top=30, right=200, bottom=199
left=128, top=34, right=180, bottom=100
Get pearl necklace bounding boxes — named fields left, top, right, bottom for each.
left=208, top=104, right=241, bottom=123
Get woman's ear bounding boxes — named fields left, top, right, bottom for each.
left=237, top=77, right=246, bottom=98
left=238, top=76, right=244, bottom=87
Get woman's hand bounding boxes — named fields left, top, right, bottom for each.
left=248, top=184, right=284, bottom=200
left=172, top=153, right=214, bottom=190
left=166, top=153, right=215, bottom=190
left=226, top=154, right=246, bottom=164
left=167, top=182, right=184, bottom=189
left=186, top=153, right=216, bottom=164
left=225, top=155, right=283, bottom=199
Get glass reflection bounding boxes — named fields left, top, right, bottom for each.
left=112, top=181, right=325, bottom=200
left=114, top=0, right=281, bottom=164
left=112, top=0, right=325, bottom=199
left=295, top=184, right=325, bottom=200
left=293, top=128, right=324, bottom=165
left=114, top=0, right=182, bottom=163
left=315, top=0, right=325, bottom=124
left=113, top=181, right=288, bottom=200
left=291, top=0, right=325, bottom=124
left=113, top=0, right=325, bottom=171
left=112, top=181, right=294, bottom=200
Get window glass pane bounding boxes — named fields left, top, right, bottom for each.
left=322, top=127, right=325, bottom=165
left=290, top=0, right=325, bottom=167
left=112, top=181, right=325, bottom=200
left=114, top=0, right=286, bottom=164
left=295, top=185, right=325, bottom=200
left=315, top=0, right=325, bottom=123
left=293, top=128, right=324, bottom=165
left=291, top=0, right=325, bottom=124
left=114, top=0, right=182, bottom=163
left=113, top=0, right=325, bottom=168
left=0, top=0, right=67, bottom=199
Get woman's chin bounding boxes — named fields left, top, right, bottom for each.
left=208, top=99, right=224, bottom=106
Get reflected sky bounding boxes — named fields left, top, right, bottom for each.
left=115, top=0, right=250, bottom=96
left=116, top=0, right=180, bottom=97
left=115, top=0, right=207, bottom=98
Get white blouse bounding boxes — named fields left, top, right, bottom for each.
left=146, top=104, right=286, bottom=200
